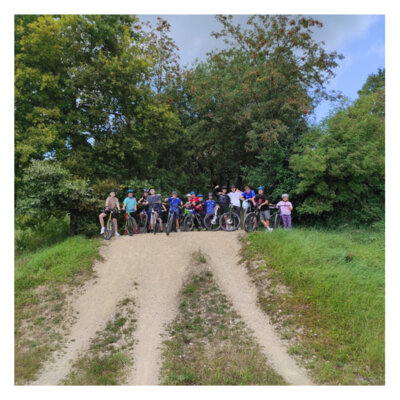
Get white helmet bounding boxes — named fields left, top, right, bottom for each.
left=282, top=193, right=289, bottom=198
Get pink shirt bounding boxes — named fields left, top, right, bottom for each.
left=277, top=201, right=293, bottom=215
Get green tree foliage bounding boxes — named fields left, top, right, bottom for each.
left=183, top=15, right=343, bottom=193
left=290, top=70, right=385, bottom=224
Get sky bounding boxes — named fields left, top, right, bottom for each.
left=140, top=14, right=385, bottom=123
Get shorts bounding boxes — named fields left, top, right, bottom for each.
left=219, top=203, right=229, bottom=214
left=171, top=210, right=179, bottom=219
left=103, top=209, right=118, bottom=219
left=260, top=210, right=271, bottom=221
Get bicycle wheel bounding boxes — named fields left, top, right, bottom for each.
left=183, top=215, right=194, bottom=231
left=243, top=213, right=257, bottom=233
left=220, top=212, right=240, bottom=232
left=273, top=212, right=281, bottom=230
left=166, top=213, right=174, bottom=235
left=126, top=216, right=137, bottom=236
left=104, top=219, right=114, bottom=240
left=204, top=214, right=220, bottom=231
left=138, top=212, right=148, bottom=233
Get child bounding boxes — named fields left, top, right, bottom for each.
left=195, top=194, right=206, bottom=228
left=205, top=193, right=216, bottom=217
left=99, top=189, right=121, bottom=236
left=255, top=186, right=273, bottom=232
left=165, top=191, right=183, bottom=232
left=122, top=189, right=137, bottom=234
left=276, top=193, right=293, bottom=229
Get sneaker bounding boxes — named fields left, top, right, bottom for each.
left=211, top=217, right=217, bottom=224
left=100, top=227, right=105, bottom=234
left=115, top=232, right=120, bottom=237
left=177, top=229, right=181, bottom=232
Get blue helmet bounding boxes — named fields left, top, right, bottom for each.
left=198, top=194, right=204, bottom=197
left=143, top=188, right=149, bottom=192
left=257, top=186, right=264, bottom=190
left=190, top=191, right=195, bottom=195
left=127, top=189, right=134, bottom=193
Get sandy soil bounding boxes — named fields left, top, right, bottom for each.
left=32, top=231, right=312, bottom=386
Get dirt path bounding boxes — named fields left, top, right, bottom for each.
left=32, top=231, right=312, bottom=386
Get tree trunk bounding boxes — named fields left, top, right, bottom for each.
left=69, top=210, right=78, bottom=236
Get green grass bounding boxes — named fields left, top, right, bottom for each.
left=160, top=266, right=286, bottom=385
left=63, top=298, right=136, bottom=385
left=242, top=227, right=384, bottom=385
left=15, top=236, right=101, bottom=384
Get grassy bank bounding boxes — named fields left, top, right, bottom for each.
left=15, top=236, right=101, bottom=384
left=160, top=252, right=286, bottom=385
left=242, top=227, right=384, bottom=384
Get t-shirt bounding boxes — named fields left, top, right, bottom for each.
left=123, top=197, right=137, bottom=213
left=255, top=194, right=269, bottom=211
left=195, top=200, right=205, bottom=212
left=139, top=195, right=149, bottom=210
left=168, top=197, right=182, bottom=212
left=147, top=194, right=162, bottom=212
left=213, top=189, right=230, bottom=205
left=242, top=190, right=255, bottom=200
left=189, top=196, right=199, bottom=205
left=205, top=199, right=216, bottom=214
left=228, top=191, right=242, bottom=207
left=276, top=201, right=293, bottom=215
left=106, top=196, right=119, bottom=210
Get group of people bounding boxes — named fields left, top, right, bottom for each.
left=98, top=185, right=294, bottom=236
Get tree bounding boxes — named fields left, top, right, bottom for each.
left=182, top=15, right=343, bottom=193
left=290, top=70, right=385, bottom=225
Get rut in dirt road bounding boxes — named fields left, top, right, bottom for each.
left=32, top=231, right=312, bottom=386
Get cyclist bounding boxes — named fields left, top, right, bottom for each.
left=255, top=186, right=273, bottom=232
left=195, top=194, right=206, bottom=228
left=122, top=189, right=137, bottom=234
left=138, top=189, right=150, bottom=224
left=164, top=191, right=183, bottom=232
left=228, top=184, right=242, bottom=218
left=241, top=185, right=256, bottom=211
left=147, top=188, right=163, bottom=231
left=276, top=193, right=293, bottom=229
left=213, top=185, right=231, bottom=224
left=99, top=189, right=121, bottom=236
left=189, top=191, right=199, bottom=207
left=205, top=192, right=217, bottom=218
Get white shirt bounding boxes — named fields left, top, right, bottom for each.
left=228, top=191, right=242, bottom=207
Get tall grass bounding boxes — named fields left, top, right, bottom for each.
left=245, top=227, right=384, bottom=384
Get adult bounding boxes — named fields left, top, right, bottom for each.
left=255, top=186, right=273, bottom=232
left=99, top=189, right=120, bottom=236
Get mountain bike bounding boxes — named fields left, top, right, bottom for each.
left=103, top=209, right=119, bottom=240
left=220, top=204, right=241, bottom=231
left=125, top=212, right=138, bottom=236
left=165, top=206, right=175, bottom=235
left=204, top=205, right=221, bottom=231
left=150, top=208, right=162, bottom=235
left=183, top=208, right=204, bottom=232
left=269, top=204, right=282, bottom=229
left=243, top=207, right=261, bottom=233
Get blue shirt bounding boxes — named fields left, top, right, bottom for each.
left=168, top=197, right=182, bottom=212
left=242, top=190, right=255, bottom=200
left=123, top=197, right=137, bottom=213
left=205, top=199, right=216, bottom=214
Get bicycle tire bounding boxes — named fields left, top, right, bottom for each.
left=243, top=212, right=258, bottom=233
left=126, top=215, right=137, bottom=236
left=273, top=212, right=281, bottom=230
left=204, top=214, right=220, bottom=231
left=138, top=212, right=148, bottom=233
left=183, top=215, right=194, bottom=231
left=220, top=212, right=240, bottom=232
left=104, top=219, right=114, bottom=240
left=166, top=212, right=174, bottom=235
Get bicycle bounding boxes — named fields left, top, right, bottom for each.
left=150, top=208, right=163, bottom=235
left=269, top=204, right=282, bottom=230
left=203, top=205, right=222, bottom=231
left=220, top=203, right=241, bottom=231
left=243, top=207, right=263, bottom=233
left=138, top=208, right=149, bottom=233
left=103, top=209, right=119, bottom=240
left=182, top=208, right=204, bottom=232
left=165, top=206, right=176, bottom=235
left=125, top=211, right=138, bottom=236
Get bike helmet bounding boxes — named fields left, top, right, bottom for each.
left=190, top=191, right=195, bottom=195
left=127, top=189, right=134, bottom=193
left=110, top=189, right=116, bottom=193
left=222, top=185, right=227, bottom=190
left=171, top=191, right=177, bottom=195
left=208, top=192, right=213, bottom=196
left=143, top=188, right=149, bottom=192
left=198, top=194, right=204, bottom=197
left=257, top=186, right=264, bottom=190
left=282, top=193, right=289, bottom=198
left=230, top=184, right=236, bottom=188
left=186, top=193, right=191, bottom=197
